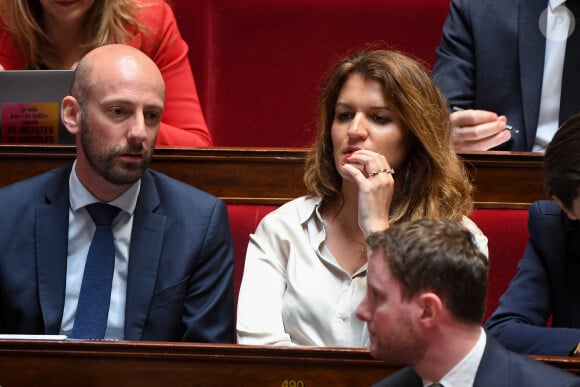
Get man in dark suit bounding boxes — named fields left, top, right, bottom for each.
left=357, top=219, right=580, bottom=386
left=432, top=0, right=579, bottom=152
left=485, top=114, right=580, bottom=356
left=0, top=44, right=234, bottom=342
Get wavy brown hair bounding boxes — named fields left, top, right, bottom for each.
left=303, top=49, right=473, bottom=223
left=0, top=0, right=150, bottom=69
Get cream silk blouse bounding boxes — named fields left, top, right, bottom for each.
left=236, top=196, right=488, bottom=347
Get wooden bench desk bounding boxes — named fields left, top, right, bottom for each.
left=0, top=339, right=579, bottom=386
left=0, top=339, right=392, bottom=386
left=0, top=145, right=546, bottom=207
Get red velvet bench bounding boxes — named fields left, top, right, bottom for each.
left=227, top=204, right=530, bottom=322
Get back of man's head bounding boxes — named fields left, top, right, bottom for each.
left=366, top=218, right=489, bottom=324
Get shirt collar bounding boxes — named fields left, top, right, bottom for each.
left=299, top=195, right=368, bottom=276
left=423, top=327, right=486, bottom=387
left=297, top=195, right=323, bottom=224
left=69, top=160, right=141, bottom=215
left=550, top=0, right=567, bottom=10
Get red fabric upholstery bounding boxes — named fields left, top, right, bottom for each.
left=470, top=209, right=529, bottom=321
left=226, top=204, right=278, bottom=305
left=172, top=0, right=451, bottom=147
left=227, top=204, right=530, bottom=322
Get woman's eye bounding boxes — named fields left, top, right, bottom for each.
left=336, top=112, right=353, bottom=121
left=373, top=114, right=391, bottom=124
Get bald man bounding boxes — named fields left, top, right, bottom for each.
left=0, top=44, right=234, bottom=342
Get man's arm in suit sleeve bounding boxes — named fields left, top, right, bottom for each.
left=431, top=0, right=476, bottom=108
left=484, top=202, right=580, bottom=355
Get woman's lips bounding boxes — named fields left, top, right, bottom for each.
left=344, top=146, right=361, bottom=155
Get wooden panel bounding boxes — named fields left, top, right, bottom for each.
left=0, top=340, right=392, bottom=386
left=0, top=340, right=578, bottom=387
left=460, top=150, right=546, bottom=208
left=0, top=145, right=547, bottom=207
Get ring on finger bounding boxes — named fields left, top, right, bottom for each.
left=369, top=168, right=395, bottom=177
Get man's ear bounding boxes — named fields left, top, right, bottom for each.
left=61, top=96, right=81, bottom=135
left=416, top=292, right=443, bottom=328
left=552, top=195, right=578, bottom=220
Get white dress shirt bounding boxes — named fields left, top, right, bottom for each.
left=60, top=161, right=140, bottom=339
left=535, top=0, right=570, bottom=151
left=236, top=196, right=488, bottom=347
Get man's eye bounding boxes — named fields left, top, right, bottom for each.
left=145, top=111, right=162, bottom=124
left=109, top=107, right=124, bottom=116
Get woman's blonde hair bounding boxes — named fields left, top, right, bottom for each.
left=0, top=0, right=149, bottom=69
left=304, top=49, right=473, bottom=223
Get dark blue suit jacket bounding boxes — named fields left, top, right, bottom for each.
left=373, top=334, right=580, bottom=386
left=485, top=200, right=580, bottom=355
left=0, top=164, right=234, bottom=342
left=432, top=0, right=548, bottom=151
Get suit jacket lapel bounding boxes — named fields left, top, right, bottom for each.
left=518, top=0, right=548, bottom=149
left=124, top=171, right=167, bottom=340
left=36, top=167, right=71, bottom=334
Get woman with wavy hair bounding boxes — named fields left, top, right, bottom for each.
left=237, top=49, right=488, bottom=347
left=0, top=0, right=211, bottom=146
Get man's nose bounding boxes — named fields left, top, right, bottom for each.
left=127, top=113, right=147, bottom=142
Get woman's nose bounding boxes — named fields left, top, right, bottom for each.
left=347, top=113, right=368, bottom=139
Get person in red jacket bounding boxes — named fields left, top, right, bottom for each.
left=0, top=0, right=211, bottom=147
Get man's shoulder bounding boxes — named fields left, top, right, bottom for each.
left=499, top=349, right=580, bottom=385
left=0, top=165, right=70, bottom=200
left=143, top=169, right=220, bottom=203
left=530, top=200, right=561, bottom=216
left=447, top=0, right=514, bottom=20
left=372, top=367, right=420, bottom=387
left=479, top=335, right=580, bottom=385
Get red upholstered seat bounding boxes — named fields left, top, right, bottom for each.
left=226, top=204, right=278, bottom=305
left=227, top=204, right=530, bottom=323
left=470, top=209, right=529, bottom=321
left=173, top=0, right=450, bottom=147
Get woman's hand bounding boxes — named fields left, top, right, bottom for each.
left=340, top=149, right=394, bottom=236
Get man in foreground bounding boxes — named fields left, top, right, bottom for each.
left=357, top=218, right=580, bottom=386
